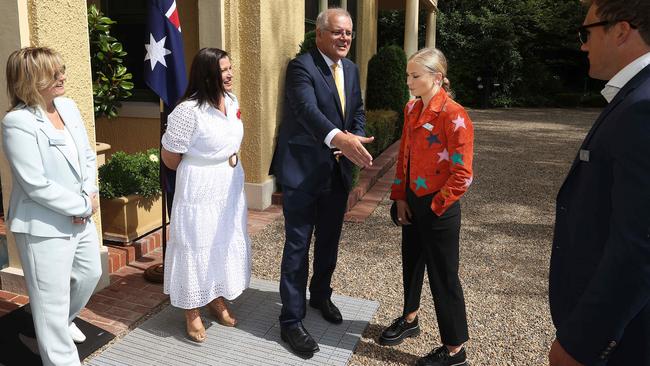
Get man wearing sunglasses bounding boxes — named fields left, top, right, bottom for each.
left=548, top=0, right=650, bottom=365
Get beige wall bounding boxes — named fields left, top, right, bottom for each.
left=223, top=0, right=304, bottom=206
left=96, top=117, right=161, bottom=159
left=28, top=0, right=96, bottom=137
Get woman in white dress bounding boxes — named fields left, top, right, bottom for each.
left=161, top=48, right=251, bottom=342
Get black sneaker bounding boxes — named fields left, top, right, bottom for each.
left=416, top=345, right=468, bottom=366
left=378, top=316, right=420, bottom=346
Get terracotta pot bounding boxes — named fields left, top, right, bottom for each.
left=100, top=194, right=165, bottom=243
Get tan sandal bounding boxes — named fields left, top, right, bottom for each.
left=208, top=297, right=237, bottom=327
left=185, top=308, right=206, bottom=342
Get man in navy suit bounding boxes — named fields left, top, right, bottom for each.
left=548, top=1, right=650, bottom=365
left=270, top=8, right=374, bottom=357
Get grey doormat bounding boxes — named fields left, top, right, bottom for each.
left=86, top=278, right=378, bottom=366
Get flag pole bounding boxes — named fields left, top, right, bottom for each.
left=144, top=99, right=169, bottom=283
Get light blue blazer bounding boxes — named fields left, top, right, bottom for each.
left=2, top=97, right=98, bottom=238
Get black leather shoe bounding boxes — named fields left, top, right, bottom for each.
left=379, top=315, right=420, bottom=346
left=309, top=298, right=343, bottom=324
left=416, top=345, right=468, bottom=366
left=280, top=323, right=319, bottom=357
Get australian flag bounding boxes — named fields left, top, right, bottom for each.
left=144, top=0, right=187, bottom=210
left=144, top=0, right=187, bottom=108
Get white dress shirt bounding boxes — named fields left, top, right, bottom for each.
left=601, top=51, right=650, bottom=103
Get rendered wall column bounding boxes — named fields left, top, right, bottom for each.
left=225, top=0, right=304, bottom=210
left=425, top=9, right=437, bottom=48
left=404, top=0, right=419, bottom=58
left=0, top=0, right=29, bottom=276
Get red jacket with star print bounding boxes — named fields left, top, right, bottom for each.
left=390, top=89, right=474, bottom=216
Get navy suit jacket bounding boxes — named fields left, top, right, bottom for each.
left=549, top=65, right=650, bottom=365
left=270, top=49, right=365, bottom=196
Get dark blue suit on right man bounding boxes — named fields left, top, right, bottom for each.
left=548, top=2, right=650, bottom=365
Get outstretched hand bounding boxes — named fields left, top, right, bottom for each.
left=331, top=131, right=374, bottom=168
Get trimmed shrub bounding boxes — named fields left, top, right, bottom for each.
left=365, top=109, right=399, bottom=158
left=99, top=149, right=160, bottom=199
left=296, top=30, right=316, bottom=56
left=365, top=45, right=409, bottom=117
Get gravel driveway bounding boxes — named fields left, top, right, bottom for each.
left=250, top=108, right=600, bottom=366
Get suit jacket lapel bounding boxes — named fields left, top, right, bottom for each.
left=311, top=50, right=345, bottom=124
left=37, top=102, right=83, bottom=180
left=343, top=60, right=353, bottom=125
left=563, top=65, right=650, bottom=181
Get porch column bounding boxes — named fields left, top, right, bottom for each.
left=320, top=0, right=328, bottom=12
left=425, top=8, right=437, bottom=48
left=341, top=0, right=347, bottom=10
left=198, top=0, right=225, bottom=49
left=356, top=0, right=378, bottom=95
left=404, top=0, right=419, bottom=58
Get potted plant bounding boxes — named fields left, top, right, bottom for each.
left=98, top=148, right=163, bottom=242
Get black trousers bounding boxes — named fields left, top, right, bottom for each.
left=279, top=168, right=348, bottom=326
left=401, top=188, right=469, bottom=346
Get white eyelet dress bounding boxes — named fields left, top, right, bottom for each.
left=161, top=94, right=251, bottom=309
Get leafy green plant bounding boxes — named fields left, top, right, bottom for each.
left=297, top=30, right=316, bottom=56
left=365, top=45, right=409, bottom=122
left=88, top=4, right=133, bottom=119
left=365, top=109, right=399, bottom=157
left=99, top=149, right=160, bottom=199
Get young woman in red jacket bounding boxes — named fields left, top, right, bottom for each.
left=380, top=48, right=474, bottom=366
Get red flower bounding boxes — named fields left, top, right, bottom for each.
left=236, top=108, right=241, bottom=120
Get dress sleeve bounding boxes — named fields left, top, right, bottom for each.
left=162, top=102, right=198, bottom=154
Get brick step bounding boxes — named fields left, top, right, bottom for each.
left=105, top=226, right=168, bottom=273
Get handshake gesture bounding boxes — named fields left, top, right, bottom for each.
left=331, top=130, right=375, bottom=168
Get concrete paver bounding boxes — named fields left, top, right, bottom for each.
left=87, top=278, right=379, bottom=366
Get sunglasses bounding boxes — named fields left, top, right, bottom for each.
left=578, top=20, right=638, bottom=44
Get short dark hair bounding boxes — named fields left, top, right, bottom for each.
left=585, top=0, right=650, bottom=45
left=181, top=47, right=229, bottom=108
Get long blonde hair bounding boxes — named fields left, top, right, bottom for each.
left=408, top=48, right=452, bottom=94
left=5, top=46, right=65, bottom=109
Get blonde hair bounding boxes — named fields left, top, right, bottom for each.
left=5, top=47, right=65, bottom=109
left=408, top=48, right=451, bottom=93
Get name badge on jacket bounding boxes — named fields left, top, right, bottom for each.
left=49, top=138, right=65, bottom=146
left=579, top=149, right=590, bottom=162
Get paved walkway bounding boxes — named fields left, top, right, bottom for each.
left=87, top=278, right=379, bottom=366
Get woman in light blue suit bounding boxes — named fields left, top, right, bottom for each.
left=2, top=47, right=101, bottom=366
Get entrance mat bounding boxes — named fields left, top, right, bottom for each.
left=88, top=278, right=379, bottom=366
left=0, top=304, right=114, bottom=366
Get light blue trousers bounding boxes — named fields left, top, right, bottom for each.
left=14, top=221, right=102, bottom=366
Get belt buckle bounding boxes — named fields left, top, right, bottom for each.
left=228, top=153, right=238, bottom=167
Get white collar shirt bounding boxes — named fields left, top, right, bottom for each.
left=601, top=51, right=650, bottom=103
